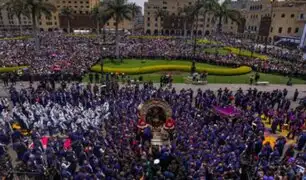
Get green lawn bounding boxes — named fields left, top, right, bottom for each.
left=102, top=59, right=230, bottom=69
left=87, top=59, right=305, bottom=84
left=0, top=36, right=31, bottom=41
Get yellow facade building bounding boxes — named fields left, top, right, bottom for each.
left=143, top=0, right=306, bottom=42
left=0, top=0, right=135, bottom=33
left=232, top=0, right=306, bottom=43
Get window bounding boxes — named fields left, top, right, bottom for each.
left=291, top=14, right=295, bottom=18
left=270, top=27, right=273, bottom=32
left=107, top=23, right=109, bottom=26
left=155, top=23, right=157, bottom=27
left=46, top=22, right=52, bottom=25
left=85, top=11, right=88, bottom=14
left=80, top=11, right=83, bottom=14
left=163, top=7, right=167, bottom=9
left=273, top=13, right=275, bottom=17
left=281, top=13, right=285, bottom=18
left=287, top=27, right=292, bottom=33
left=295, top=27, right=299, bottom=33
left=189, top=2, right=192, bottom=5
left=80, top=1, right=83, bottom=4
left=147, top=17, right=150, bottom=21
left=148, top=12, right=150, bottom=15
left=300, top=14, right=304, bottom=19
left=68, top=1, right=71, bottom=3
left=206, top=24, right=209, bottom=28
left=278, top=27, right=282, bottom=33
left=155, top=18, right=157, bottom=21
left=75, top=6, right=78, bottom=8
left=55, top=22, right=57, bottom=25
left=254, top=26, right=257, bottom=31
left=113, top=23, right=116, bottom=26
left=62, top=1, right=66, bottom=3
left=147, top=23, right=150, bottom=27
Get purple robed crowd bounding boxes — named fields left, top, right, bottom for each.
left=0, top=80, right=305, bottom=179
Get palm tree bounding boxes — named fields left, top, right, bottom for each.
left=178, top=5, right=194, bottom=39
left=91, top=6, right=101, bottom=34
left=60, top=7, right=74, bottom=34
left=25, top=0, right=56, bottom=50
left=189, top=1, right=203, bottom=57
left=212, top=0, right=243, bottom=33
left=104, top=0, right=133, bottom=59
left=91, top=4, right=111, bottom=41
left=199, top=0, right=218, bottom=35
left=154, top=8, right=168, bottom=35
left=0, top=0, right=29, bottom=35
left=129, top=3, right=141, bottom=35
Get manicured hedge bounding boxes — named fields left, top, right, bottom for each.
left=66, top=34, right=97, bottom=38
left=197, top=39, right=219, bottom=45
left=128, top=36, right=173, bottom=39
left=224, top=47, right=268, bottom=60
left=91, top=64, right=252, bottom=75
left=0, top=66, right=28, bottom=73
left=0, top=36, right=31, bottom=41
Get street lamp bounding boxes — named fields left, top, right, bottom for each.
left=265, top=0, right=274, bottom=53
left=100, top=47, right=106, bottom=75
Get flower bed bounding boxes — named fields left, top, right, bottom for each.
left=66, top=34, right=97, bottom=38
left=197, top=39, right=219, bottom=45
left=0, top=36, right=31, bottom=41
left=224, top=47, right=268, bottom=60
left=128, top=36, right=174, bottom=39
left=91, top=64, right=252, bottom=75
left=0, top=66, right=28, bottom=73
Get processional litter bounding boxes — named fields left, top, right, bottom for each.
left=137, top=99, right=175, bottom=146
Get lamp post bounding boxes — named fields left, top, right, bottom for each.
left=191, top=0, right=200, bottom=75
left=265, top=0, right=274, bottom=53
left=100, top=47, right=106, bottom=75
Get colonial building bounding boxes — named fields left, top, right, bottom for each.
left=0, top=0, right=137, bottom=33
left=232, top=0, right=306, bottom=43
left=144, top=0, right=242, bottom=36
left=143, top=0, right=306, bottom=42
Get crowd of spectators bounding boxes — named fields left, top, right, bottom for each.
left=0, top=32, right=305, bottom=80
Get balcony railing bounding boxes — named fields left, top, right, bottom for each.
left=297, top=16, right=306, bottom=21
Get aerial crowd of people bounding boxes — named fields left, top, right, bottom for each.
left=0, top=32, right=305, bottom=81
left=0, top=76, right=304, bottom=179
left=0, top=32, right=305, bottom=179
